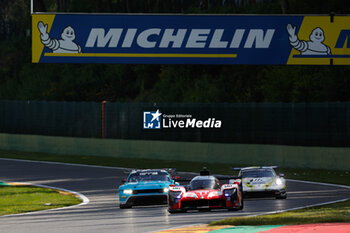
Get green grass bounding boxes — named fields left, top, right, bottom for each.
left=0, top=149, right=349, bottom=223
left=210, top=199, right=350, bottom=226
left=0, top=185, right=82, bottom=216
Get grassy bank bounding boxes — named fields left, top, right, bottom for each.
left=210, top=199, right=350, bottom=226
left=0, top=149, right=349, bottom=222
left=0, top=185, right=81, bottom=216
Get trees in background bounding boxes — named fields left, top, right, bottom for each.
left=0, top=0, right=350, bottom=102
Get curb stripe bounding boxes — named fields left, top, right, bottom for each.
left=260, top=223, right=350, bottom=233
left=211, top=225, right=283, bottom=233
left=155, top=224, right=236, bottom=233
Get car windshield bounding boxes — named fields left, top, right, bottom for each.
left=128, top=171, right=170, bottom=182
left=242, top=170, right=275, bottom=178
left=190, top=178, right=220, bottom=190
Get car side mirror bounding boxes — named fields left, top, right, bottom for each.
left=279, top=173, right=285, bottom=178
left=121, top=178, right=127, bottom=184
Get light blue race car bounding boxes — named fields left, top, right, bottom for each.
left=118, top=169, right=178, bottom=208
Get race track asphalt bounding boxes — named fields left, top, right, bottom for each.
left=0, top=158, right=349, bottom=233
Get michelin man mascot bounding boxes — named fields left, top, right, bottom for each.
left=38, top=21, right=82, bottom=53
left=287, top=24, right=331, bottom=55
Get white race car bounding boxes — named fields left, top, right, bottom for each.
left=231, top=166, right=287, bottom=199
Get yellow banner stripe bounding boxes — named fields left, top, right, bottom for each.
left=32, top=14, right=56, bottom=63
left=287, top=16, right=350, bottom=65
left=44, top=53, right=237, bottom=58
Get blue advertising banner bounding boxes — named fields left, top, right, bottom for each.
left=32, top=14, right=350, bottom=65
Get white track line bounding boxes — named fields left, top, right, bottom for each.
left=218, top=179, right=350, bottom=217
left=287, top=178, right=350, bottom=189
left=1, top=158, right=350, bottom=219
left=0, top=181, right=90, bottom=218
left=148, top=224, right=204, bottom=233
left=0, top=157, right=130, bottom=170
left=248, top=197, right=350, bottom=217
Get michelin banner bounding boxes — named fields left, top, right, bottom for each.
left=32, top=14, right=350, bottom=65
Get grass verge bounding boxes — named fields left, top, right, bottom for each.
left=0, top=149, right=349, bottom=223
left=210, top=199, right=350, bottom=226
left=0, top=185, right=82, bottom=216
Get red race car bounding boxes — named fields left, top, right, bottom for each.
left=168, top=169, right=243, bottom=213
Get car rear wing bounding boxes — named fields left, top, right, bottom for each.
left=215, top=175, right=242, bottom=180
left=173, top=168, right=244, bottom=183
left=163, top=168, right=177, bottom=177
left=216, top=175, right=243, bottom=192
left=173, top=177, right=192, bottom=182
left=232, top=166, right=279, bottom=171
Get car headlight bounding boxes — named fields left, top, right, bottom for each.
left=169, top=191, right=182, bottom=199
left=123, top=189, right=133, bottom=195
left=275, top=178, right=283, bottom=186
left=163, top=188, right=169, bottom=193
left=168, top=191, right=182, bottom=205
left=223, top=188, right=235, bottom=197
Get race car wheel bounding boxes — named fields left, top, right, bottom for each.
left=238, top=198, right=244, bottom=210
left=276, top=193, right=287, bottom=199
left=168, top=209, right=186, bottom=214
left=120, top=204, right=132, bottom=209
left=199, top=208, right=211, bottom=212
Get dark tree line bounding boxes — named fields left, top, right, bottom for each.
left=0, top=0, right=349, bottom=102
left=29, top=0, right=350, bottom=14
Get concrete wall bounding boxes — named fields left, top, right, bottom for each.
left=0, top=133, right=349, bottom=170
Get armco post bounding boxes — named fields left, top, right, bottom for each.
left=102, top=100, right=107, bottom=138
